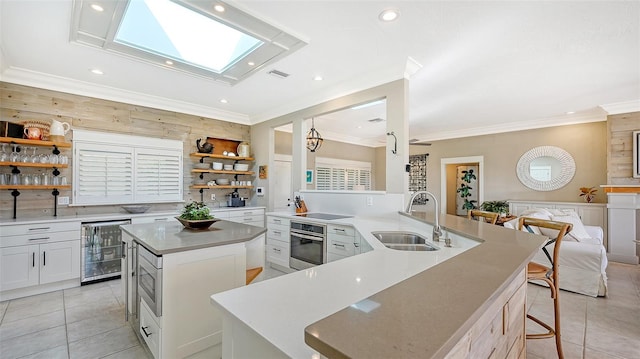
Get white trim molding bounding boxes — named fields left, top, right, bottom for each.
left=599, top=100, right=640, bottom=115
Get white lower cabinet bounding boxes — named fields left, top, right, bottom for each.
left=227, top=208, right=265, bottom=228
left=131, top=214, right=178, bottom=225
left=266, top=216, right=290, bottom=269
left=139, top=242, right=247, bottom=358
left=0, top=221, right=81, bottom=300
left=140, top=299, right=162, bottom=359
left=327, top=224, right=356, bottom=263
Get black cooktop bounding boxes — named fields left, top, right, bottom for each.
left=294, top=213, right=353, bottom=220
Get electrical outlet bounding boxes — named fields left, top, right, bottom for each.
left=366, top=196, right=373, bottom=206
left=58, top=196, right=69, bottom=205
left=210, top=193, right=216, bottom=200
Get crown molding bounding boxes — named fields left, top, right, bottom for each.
left=0, top=67, right=251, bottom=124
left=419, top=110, right=608, bottom=142
left=599, top=100, right=640, bottom=115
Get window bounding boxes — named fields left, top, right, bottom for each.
left=315, top=158, right=371, bottom=191
left=71, top=0, right=307, bottom=85
left=73, top=130, right=183, bottom=205
left=115, top=0, right=262, bottom=73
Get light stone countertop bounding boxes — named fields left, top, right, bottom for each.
left=210, top=211, right=546, bottom=358
left=0, top=206, right=265, bottom=226
left=120, top=220, right=266, bottom=256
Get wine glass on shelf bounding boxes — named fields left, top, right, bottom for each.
left=10, top=144, right=20, bottom=162
left=20, top=147, right=30, bottom=163
left=0, top=143, right=8, bottom=162
left=30, top=147, right=39, bottom=163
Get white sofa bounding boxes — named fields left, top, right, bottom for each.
left=504, top=208, right=608, bottom=297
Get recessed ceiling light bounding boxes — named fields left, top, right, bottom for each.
left=90, top=68, right=103, bottom=75
left=566, top=111, right=575, bottom=115
left=214, top=4, right=225, bottom=12
left=247, top=61, right=255, bottom=66
left=379, top=8, right=399, bottom=22
left=220, top=99, right=228, bottom=104
left=313, top=75, right=323, bottom=81
left=90, top=4, right=104, bottom=12
left=357, top=126, right=363, bottom=129
left=165, top=60, right=174, bottom=65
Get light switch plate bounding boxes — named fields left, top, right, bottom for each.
left=256, top=187, right=264, bottom=196
left=58, top=196, right=69, bottom=205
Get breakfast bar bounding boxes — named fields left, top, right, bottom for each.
left=210, top=211, right=546, bottom=358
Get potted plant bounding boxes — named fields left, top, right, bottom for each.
left=480, top=200, right=510, bottom=217
left=579, top=187, right=597, bottom=203
left=176, top=201, right=217, bottom=229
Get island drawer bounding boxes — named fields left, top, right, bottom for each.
left=267, top=216, right=290, bottom=227
left=327, top=224, right=355, bottom=237
left=228, top=216, right=264, bottom=227
left=140, top=299, right=162, bottom=359
left=1, top=221, right=80, bottom=237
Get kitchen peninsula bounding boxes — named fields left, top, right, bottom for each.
left=211, top=211, right=546, bottom=359
left=120, top=220, right=266, bottom=359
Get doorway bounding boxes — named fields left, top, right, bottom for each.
left=440, top=156, right=484, bottom=216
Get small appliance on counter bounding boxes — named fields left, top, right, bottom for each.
left=227, top=191, right=245, bottom=207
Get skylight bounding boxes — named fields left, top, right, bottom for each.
left=71, top=0, right=307, bottom=85
left=115, top=0, right=262, bottom=73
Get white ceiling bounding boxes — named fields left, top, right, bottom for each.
left=1, top=1, right=639, bottom=146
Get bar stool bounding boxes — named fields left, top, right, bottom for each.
left=467, top=209, right=499, bottom=225
left=517, top=217, right=572, bottom=359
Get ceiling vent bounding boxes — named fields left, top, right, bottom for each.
left=368, top=118, right=385, bottom=123
left=267, top=69, right=290, bottom=79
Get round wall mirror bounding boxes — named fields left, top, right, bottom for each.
left=516, top=146, right=575, bottom=191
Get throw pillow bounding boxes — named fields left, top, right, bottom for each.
left=551, top=211, right=591, bottom=241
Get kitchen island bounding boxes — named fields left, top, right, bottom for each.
left=120, top=220, right=266, bottom=359
left=210, top=211, right=546, bottom=358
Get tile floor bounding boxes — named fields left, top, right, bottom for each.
left=0, top=263, right=638, bottom=359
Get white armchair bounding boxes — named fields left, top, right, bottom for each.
left=504, top=209, right=608, bottom=297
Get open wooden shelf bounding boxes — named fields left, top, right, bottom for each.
left=190, top=185, right=254, bottom=190
left=190, top=153, right=254, bottom=161
left=0, top=185, right=71, bottom=190
left=191, top=169, right=254, bottom=175
left=0, top=137, right=71, bottom=148
left=0, top=161, right=69, bottom=168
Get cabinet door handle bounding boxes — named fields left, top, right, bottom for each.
left=154, top=218, right=168, bottom=222
left=335, top=228, right=346, bottom=233
left=244, top=212, right=252, bottom=215
left=29, top=227, right=50, bottom=231
left=141, top=326, right=152, bottom=337
left=122, top=242, right=126, bottom=259
left=333, top=243, right=345, bottom=248
left=32, top=252, right=35, bottom=267
left=43, top=251, right=46, bottom=266
left=273, top=219, right=281, bottom=224
left=354, top=242, right=360, bottom=247
left=273, top=230, right=281, bottom=235
left=272, top=248, right=281, bottom=253
left=29, top=237, right=50, bottom=241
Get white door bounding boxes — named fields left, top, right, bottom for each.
left=0, top=244, right=40, bottom=291
left=40, top=240, right=81, bottom=284
left=273, top=158, right=292, bottom=212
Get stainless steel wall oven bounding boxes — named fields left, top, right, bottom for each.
left=290, top=221, right=326, bottom=270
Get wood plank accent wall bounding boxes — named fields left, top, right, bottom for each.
left=0, top=82, right=250, bottom=219
left=607, top=111, right=640, bottom=185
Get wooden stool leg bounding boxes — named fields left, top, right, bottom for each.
left=554, top=293, right=563, bottom=359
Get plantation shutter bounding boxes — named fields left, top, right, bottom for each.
left=316, top=167, right=331, bottom=190
left=75, top=143, right=134, bottom=204
left=134, top=149, right=182, bottom=202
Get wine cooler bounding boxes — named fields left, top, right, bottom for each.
left=81, top=220, right=131, bottom=283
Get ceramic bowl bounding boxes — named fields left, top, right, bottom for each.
left=216, top=178, right=230, bottom=185
left=122, top=205, right=151, bottom=214
left=223, top=164, right=234, bottom=171
left=233, top=163, right=249, bottom=171
left=212, top=162, right=223, bottom=170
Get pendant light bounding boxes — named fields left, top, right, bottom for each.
left=306, top=118, right=323, bottom=152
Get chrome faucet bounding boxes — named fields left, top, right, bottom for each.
left=405, top=191, right=443, bottom=242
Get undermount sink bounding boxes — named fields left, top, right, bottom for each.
left=371, top=231, right=440, bottom=251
